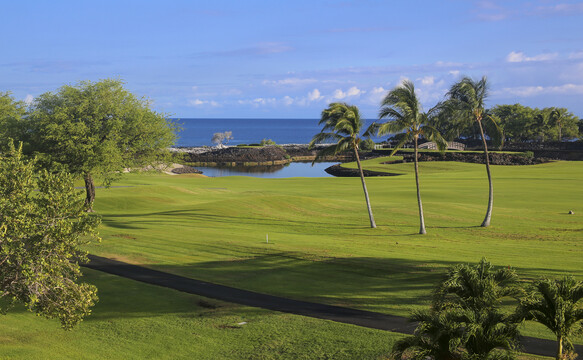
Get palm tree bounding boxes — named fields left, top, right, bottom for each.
left=434, top=258, right=522, bottom=311
left=517, top=276, right=583, bottom=360
left=369, top=80, right=446, bottom=234
left=309, top=102, right=376, bottom=228
left=394, top=259, right=522, bottom=360
left=445, top=76, right=502, bottom=227
left=550, top=108, right=567, bottom=141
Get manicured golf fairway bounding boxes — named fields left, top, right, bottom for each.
left=1, top=159, right=581, bottom=358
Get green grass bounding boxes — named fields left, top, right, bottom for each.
left=1, top=160, right=581, bottom=357
left=0, top=269, right=399, bottom=359
left=86, top=161, right=582, bottom=338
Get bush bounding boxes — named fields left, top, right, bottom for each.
left=360, top=138, right=376, bottom=151
left=260, top=138, right=276, bottom=146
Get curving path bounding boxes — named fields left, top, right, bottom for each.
left=85, top=255, right=582, bottom=358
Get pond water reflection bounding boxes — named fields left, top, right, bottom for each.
left=196, top=162, right=337, bottom=178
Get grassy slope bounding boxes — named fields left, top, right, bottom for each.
left=83, top=160, right=582, bottom=342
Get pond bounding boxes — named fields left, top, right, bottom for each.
left=195, top=162, right=338, bottom=178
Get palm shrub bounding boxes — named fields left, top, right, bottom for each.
left=517, top=276, right=583, bottom=360
left=393, top=259, right=522, bottom=360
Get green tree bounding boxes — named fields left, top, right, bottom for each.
left=445, top=76, right=502, bottom=227
left=369, top=80, right=446, bottom=234
left=0, top=142, right=100, bottom=329
left=0, top=92, right=26, bottom=149
left=517, top=277, right=583, bottom=360
left=490, top=104, right=538, bottom=142
left=25, top=79, right=178, bottom=211
left=309, top=102, right=376, bottom=228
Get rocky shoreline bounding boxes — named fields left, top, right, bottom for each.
left=170, top=144, right=580, bottom=177
left=173, top=144, right=355, bottom=167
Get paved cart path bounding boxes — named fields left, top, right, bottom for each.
left=85, top=255, right=582, bottom=358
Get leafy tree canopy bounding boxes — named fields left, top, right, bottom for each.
left=0, top=92, right=26, bottom=149
left=24, top=79, right=178, bottom=209
left=0, top=143, right=101, bottom=329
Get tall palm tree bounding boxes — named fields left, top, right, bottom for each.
left=517, top=276, right=583, bottom=360
left=550, top=108, right=567, bottom=141
left=445, top=76, right=502, bottom=227
left=309, top=103, right=376, bottom=228
left=370, top=80, right=446, bottom=234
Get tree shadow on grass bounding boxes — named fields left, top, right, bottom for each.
left=101, top=208, right=389, bottom=234
left=81, top=255, right=460, bottom=322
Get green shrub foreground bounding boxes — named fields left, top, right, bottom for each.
left=0, top=159, right=581, bottom=358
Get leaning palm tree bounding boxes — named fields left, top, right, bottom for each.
left=517, top=276, right=583, bottom=360
left=309, top=103, right=376, bottom=228
left=369, top=80, right=446, bottom=234
left=445, top=76, right=502, bottom=227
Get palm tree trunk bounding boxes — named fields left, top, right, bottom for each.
left=84, top=172, right=96, bottom=212
left=414, top=137, right=426, bottom=234
left=354, top=148, right=376, bottom=228
left=477, top=120, right=493, bottom=227
left=558, top=125, right=562, bottom=142
left=557, top=335, right=563, bottom=360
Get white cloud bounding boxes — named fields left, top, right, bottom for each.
left=536, top=3, right=583, bottom=15
left=238, top=97, right=277, bottom=107
left=282, top=96, right=294, bottom=106
left=420, top=76, right=435, bottom=86
left=367, top=86, right=387, bottom=104
left=307, top=89, right=323, bottom=101
left=262, top=78, right=317, bottom=86
left=568, top=52, right=583, bottom=60
left=498, top=83, right=583, bottom=97
left=449, top=70, right=460, bottom=77
left=346, top=86, right=363, bottom=97
left=24, top=94, right=34, bottom=105
left=331, top=86, right=364, bottom=100
left=188, top=99, right=220, bottom=107
left=506, top=51, right=559, bottom=63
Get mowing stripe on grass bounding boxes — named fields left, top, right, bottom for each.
left=85, top=254, right=581, bottom=357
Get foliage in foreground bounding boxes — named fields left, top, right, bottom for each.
left=393, top=259, right=523, bottom=360
left=517, top=277, right=583, bottom=360
left=394, top=259, right=583, bottom=360
left=0, top=143, right=101, bottom=329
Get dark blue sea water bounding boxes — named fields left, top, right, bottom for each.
left=172, top=118, right=383, bottom=147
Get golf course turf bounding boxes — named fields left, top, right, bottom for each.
left=0, top=158, right=581, bottom=358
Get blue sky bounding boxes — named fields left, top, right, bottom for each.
left=1, top=0, right=582, bottom=119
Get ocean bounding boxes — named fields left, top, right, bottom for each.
left=172, top=118, right=384, bottom=147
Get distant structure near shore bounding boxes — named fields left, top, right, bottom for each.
left=418, top=141, right=465, bottom=151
